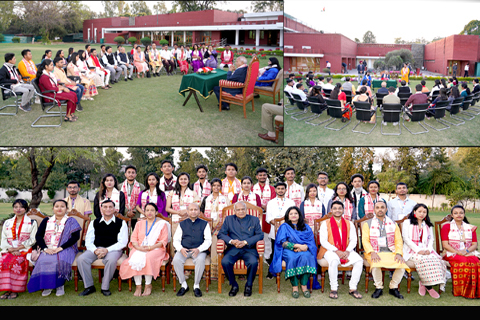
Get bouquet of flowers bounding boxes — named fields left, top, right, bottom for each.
left=197, top=67, right=214, bottom=74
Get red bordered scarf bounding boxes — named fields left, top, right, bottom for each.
left=330, top=216, right=349, bottom=264
left=364, top=193, right=379, bottom=216
left=222, top=178, right=241, bottom=202
left=369, top=216, right=396, bottom=253
left=121, top=180, right=141, bottom=211
left=236, top=191, right=257, bottom=206
left=194, top=180, right=211, bottom=199
left=21, top=58, right=36, bottom=75
left=204, top=194, right=228, bottom=221
left=44, top=215, right=68, bottom=249
left=286, top=182, right=303, bottom=207
left=252, top=183, right=273, bottom=207
left=333, top=196, right=354, bottom=221
left=447, top=220, right=476, bottom=257
left=169, top=188, right=198, bottom=211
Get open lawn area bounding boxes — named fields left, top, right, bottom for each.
left=284, top=78, right=480, bottom=146
left=1, top=204, right=480, bottom=306
left=0, top=43, right=283, bottom=146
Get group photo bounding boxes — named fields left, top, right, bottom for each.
left=0, top=146, right=479, bottom=306
left=282, top=0, right=480, bottom=146
left=0, top=0, right=284, bottom=146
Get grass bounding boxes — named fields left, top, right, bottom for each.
left=284, top=78, right=480, bottom=146
left=1, top=203, right=480, bottom=306
left=0, top=43, right=283, bottom=146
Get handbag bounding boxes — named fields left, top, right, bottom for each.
left=146, top=70, right=151, bottom=78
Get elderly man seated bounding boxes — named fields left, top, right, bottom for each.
left=213, top=56, right=248, bottom=111
left=377, top=81, right=389, bottom=95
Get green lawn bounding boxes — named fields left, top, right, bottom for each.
left=0, top=43, right=283, bottom=146
left=1, top=203, right=480, bottom=306
left=284, top=78, right=480, bottom=146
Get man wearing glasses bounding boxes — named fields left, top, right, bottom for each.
left=317, top=171, right=334, bottom=212
left=64, top=180, right=92, bottom=216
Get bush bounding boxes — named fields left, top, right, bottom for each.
left=322, top=68, right=331, bottom=73
left=11, top=37, right=20, bottom=43
left=114, top=36, right=125, bottom=44
left=273, top=50, right=283, bottom=56
left=140, top=37, right=151, bottom=46
left=5, top=190, right=18, bottom=198
left=159, top=39, right=169, bottom=46
left=47, top=189, right=56, bottom=200
left=127, top=36, right=137, bottom=44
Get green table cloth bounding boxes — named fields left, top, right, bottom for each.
left=178, top=69, right=228, bottom=99
left=372, top=79, right=397, bottom=90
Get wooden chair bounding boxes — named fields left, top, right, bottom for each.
left=85, top=213, right=131, bottom=292
left=216, top=202, right=264, bottom=294
left=68, top=209, right=91, bottom=292
left=26, top=208, right=47, bottom=275
left=395, top=216, right=415, bottom=293
left=171, top=213, right=213, bottom=293
left=315, top=214, right=370, bottom=293
left=219, top=55, right=260, bottom=118
left=274, top=115, right=283, bottom=144
left=254, top=68, right=283, bottom=105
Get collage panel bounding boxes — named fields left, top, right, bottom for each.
left=0, top=146, right=479, bottom=306
left=283, top=0, right=480, bottom=146
left=0, top=1, right=284, bottom=147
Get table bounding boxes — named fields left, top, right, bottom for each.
left=178, top=69, right=228, bottom=112
left=372, top=79, right=397, bottom=90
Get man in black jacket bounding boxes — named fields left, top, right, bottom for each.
left=0, top=53, right=36, bottom=112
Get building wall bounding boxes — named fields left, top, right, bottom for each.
left=356, top=43, right=412, bottom=57
left=284, top=17, right=318, bottom=33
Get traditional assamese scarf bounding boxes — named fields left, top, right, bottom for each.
left=121, top=180, right=141, bottom=211
left=369, top=215, right=396, bottom=253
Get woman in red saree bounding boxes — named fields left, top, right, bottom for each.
left=177, top=45, right=189, bottom=75
left=0, top=200, right=38, bottom=299
left=37, top=59, right=78, bottom=122
left=441, top=205, right=480, bottom=299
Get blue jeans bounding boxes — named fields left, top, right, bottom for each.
left=73, top=84, right=85, bottom=105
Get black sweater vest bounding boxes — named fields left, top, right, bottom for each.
left=180, top=218, right=208, bottom=251
left=93, top=217, right=123, bottom=248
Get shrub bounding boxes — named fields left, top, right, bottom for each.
left=114, top=36, right=125, bottom=44
left=5, top=190, right=18, bottom=198
left=159, top=39, right=169, bottom=46
left=11, top=37, right=20, bottom=43
left=322, top=68, right=331, bottom=73
left=273, top=50, right=283, bottom=56
left=47, top=189, right=56, bottom=200
left=140, top=37, right=151, bottom=46
left=127, top=36, right=137, bottom=44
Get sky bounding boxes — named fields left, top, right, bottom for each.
left=83, top=1, right=258, bottom=14
left=285, top=0, right=480, bottom=43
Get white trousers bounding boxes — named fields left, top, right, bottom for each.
left=324, top=250, right=363, bottom=291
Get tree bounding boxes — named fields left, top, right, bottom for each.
left=362, top=30, right=376, bottom=44
left=101, top=0, right=119, bottom=17
left=460, top=20, right=480, bottom=36
left=131, top=1, right=152, bottom=17
left=376, top=168, right=415, bottom=201
left=153, top=1, right=168, bottom=14
left=354, top=38, right=360, bottom=43
left=177, top=148, right=208, bottom=179
left=0, top=1, right=15, bottom=33
left=454, top=148, right=480, bottom=212
left=173, top=1, right=224, bottom=12
left=16, top=1, right=66, bottom=42
left=251, top=1, right=283, bottom=12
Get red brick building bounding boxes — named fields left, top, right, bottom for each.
left=83, top=10, right=283, bottom=47
left=424, top=34, right=480, bottom=75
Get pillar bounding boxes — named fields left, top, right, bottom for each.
left=183, top=31, right=186, bottom=45
left=235, top=29, right=239, bottom=46
left=171, top=31, right=174, bottom=46
left=279, top=30, right=283, bottom=47
left=255, top=29, right=260, bottom=47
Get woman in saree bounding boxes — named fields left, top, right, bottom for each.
left=177, top=45, right=189, bottom=75
left=37, top=59, right=78, bottom=122
left=402, top=204, right=447, bottom=298
left=119, top=203, right=169, bottom=297
left=191, top=44, right=204, bottom=73
left=269, top=206, right=317, bottom=299
left=133, top=45, right=149, bottom=78
left=67, top=52, right=102, bottom=96
left=0, top=199, right=38, bottom=299
left=203, top=45, right=218, bottom=69
left=441, top=205, right=480, bottom=299
left=200, top=178, right=228, bottom=279
left=27, top=200, right=81, bottom=297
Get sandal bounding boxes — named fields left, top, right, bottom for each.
left=349, top=290, right=363, bottom=299
left=0, top=292, right=11, bottom=299
left=329, top=291, right=338, bottom=299
left=64, top=116, right=72, bottom=122
left=8, top=292, right=18, bottom=299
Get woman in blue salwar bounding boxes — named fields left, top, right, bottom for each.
left=269, top=206, right=318, bottom=298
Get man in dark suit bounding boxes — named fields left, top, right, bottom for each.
left=218, top=201, right=263, bottom=297
left=213, top=56, right=248, bottom=111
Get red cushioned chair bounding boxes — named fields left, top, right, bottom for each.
left=219, top=55, right=260, bottom=118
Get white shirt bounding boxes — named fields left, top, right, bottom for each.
left=387, top=196, right=417, bottom=221
left=465, top=65, right=469, bottom=71
left=173, top=219, right=212, bottom=252
left=85, top=215, right=128, bottom=253
left=322, top=82, right=335, bottom=90
left=102, top=53, right=117, bottom=67
left=291, top=87, right=307, bottom=101
left=266, top=197, right=296, bottom=239
left=161, top=50, right=173, bottom=61
left=116, top=52, right=130, bottom=65
left=284, top=84, right=294, bottom=94
left=326, top=62, right=331, bottom=68
left=319, top=218, right=357, bottom=252
left=317, top=186, right=334, bottom=212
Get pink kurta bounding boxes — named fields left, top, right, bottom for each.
left=133, top=51, right=148, bottom=73
left=119, top=221, right=169, bottom=280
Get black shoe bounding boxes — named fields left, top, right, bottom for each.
left=244, top=286, right=252, bottom=297
left=153, top=73, right=157, bottom=77
left=176, top=286, right=189, bottom=297
left=389, top=288, right=404, bottom=299
left=79, top=286, right=96, bottom=296
left=156, top=73, right=160, bottom=77
left=125, top=78, right=128, bottom=81
left=194, top=288, right=202, bottom=297
left=128, top=77, right=133, bottom=81
left=221, top=105, right=230, bottom=111
left=266, top=272, right=275, bottom=280
left=101, top=289, right=111, bottom=296
left=371, top=288, right=383, bottom=299
left=228, top=286, right=239, bottom=297
left=77, top=102, right=83, bottom=112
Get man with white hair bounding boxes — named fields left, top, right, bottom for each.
left=213, top=56, right=249, bottom=111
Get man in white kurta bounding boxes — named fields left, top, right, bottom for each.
left=284, top=167, right=304, bottom=207
left=319, top=200, right=363, bottom=298
left=265, top=182, right=295, bottom=278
